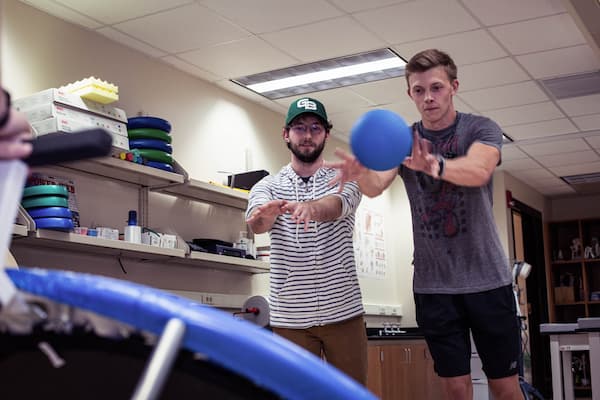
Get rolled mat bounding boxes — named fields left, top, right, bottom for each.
left=6, top=268, right=376, bottom=400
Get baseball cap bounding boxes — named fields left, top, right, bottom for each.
left=285, top=97, right=328, bottom=126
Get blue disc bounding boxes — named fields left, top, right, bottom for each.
left=129, top=138, right=173, bottom=154
left=128, top=116, right=172, bottom=133
left=27, top=206, right=72, bottom=219
left=34, top=217, right=74, bottom=231
left=350, top=109, right=412, bottom=171
left=144, top=160, right=174, bottom=173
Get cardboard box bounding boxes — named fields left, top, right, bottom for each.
left=23, top=103, right=128, bottom=134
left=31, top=117, right=129, bottom=151
left=554, top=286, right=575, bottom=304
left=13, top=88, right=127, bottom=122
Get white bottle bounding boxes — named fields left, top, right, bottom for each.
left=237, top=230, right=249, bottom=251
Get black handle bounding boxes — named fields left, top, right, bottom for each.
left=23, top=128, right=113, bottom=166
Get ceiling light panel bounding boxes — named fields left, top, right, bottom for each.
left=232, top=48, right=406, bottom=100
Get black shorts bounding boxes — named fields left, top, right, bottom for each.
left=414, top=285, right=520, bottom=379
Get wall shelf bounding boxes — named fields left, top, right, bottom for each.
left=174, top=251, right=269, bottom=274
left=156, top=179, right=248, bottom=210
left=12, top=224, right=28, bottom=237
left=54, top=156, right=184, bottom=187
left=23, top=229, right=186, bottom=259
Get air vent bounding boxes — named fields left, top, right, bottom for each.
left=540, top=71, right=600, bottom=99
left=561, top=172, right=600, bottom=185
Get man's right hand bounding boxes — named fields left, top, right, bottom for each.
left=246, top=200, right=288, bottom=234
left=324, top=148, right=368, bottom=193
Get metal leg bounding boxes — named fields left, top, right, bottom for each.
left=131, top=318, right=186, bottom=400
left=550, top=335, right=564, bottom=400
left=562, top=350, right=574, bottom=400
left=590, top=333, right=600, bottom=400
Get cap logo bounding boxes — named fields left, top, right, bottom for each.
left=297, top=98, right=317, bottom=111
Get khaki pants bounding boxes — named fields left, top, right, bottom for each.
left=272, top=315, right=368, bottom=385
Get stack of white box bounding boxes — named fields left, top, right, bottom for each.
left=13, top=88, right=129, bottom=151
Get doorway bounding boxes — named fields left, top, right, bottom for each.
left=510, top=198, right=552, bottom=398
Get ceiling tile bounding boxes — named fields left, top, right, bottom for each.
left=517, top=44, right=600, bottom=79
left=585, top=135, right=600, bottom=149
left=353, top=0, right=480, bottom=44
left=178, top=37, right=298, bottom=78
left=178, top=36, right=297, bottom=79
left=459, top=81, right=548, bottom=111
left=532, top=176, right=569, bottom=187
left=328, top=0, right=409, bottom=13
left=535, top=185, right=576, bottom=196
left=392, top=30, right=507, bottom=66
left=261, top=17, right=385, bottom=62
left=557, top=94, right=600, bottom=117
left=460, top=0, right=565, bottom=26
left=275, top=88, right=373, bottom=115
left=96, top=27, right=167, bottom=57
left=329, top=107, right=372, bottom=134
left=23, top=0, right=104, bottom=28
left=550, top=161, right=600, bottom=177
left=213, top=80, right=276, bottom=104
left=55, top=0, right=193, bottom=25
left=483, top=102, right=564, bottom=127
left=113, top=3, right=249, bottom=53
left=453, top=96, right=476, bottom=113
left=459, top=58, right=529, bottom=92
left=489, top=13, right=585, bottom=55
left=501, top=158, right=542, bottom=171
left=161, top=56, right=220, bottom=82
left=505, top=167, right=555, bottom=181
left=536, top=150, right=600, bottom=167
left=347, top=77, right=411, bottom=106
left=573, top=114, right=600, bottom=132
left=504, top=118, right=578, bottom=140
left=519, top=138, right=590, bottom=156
left=199, top=0, right=343, bottom=34
left=502, top=146, right=530, bottom=160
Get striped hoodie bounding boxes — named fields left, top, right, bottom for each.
left=246, top=164, right=364, bottom=328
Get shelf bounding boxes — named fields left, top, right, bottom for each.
left=23, top=229, right=186, bottom=259
left=12, top=224, right=28, bottom=237
left=53, top=156, right=184, bottom=187
left=156, top=178, right=248, bottom=210
left=173, top=251, right=269, bottom=274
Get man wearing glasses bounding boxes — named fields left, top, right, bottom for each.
left=246, top=97, right=367, bottom=385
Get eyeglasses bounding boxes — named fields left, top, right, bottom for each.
left=289, top=123, right=324, bottom=135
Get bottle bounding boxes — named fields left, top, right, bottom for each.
left=124, top=210, right=142, bottom=244
left=237, top=230, right=249, bottom=252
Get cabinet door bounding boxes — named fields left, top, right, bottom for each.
left=404, top=342, right=429, bottom=399
left=381, top=344, right=410, bottom=400
left=424, top=345, right=445, bottom=399
left=367, top=345, right=383, bottom=398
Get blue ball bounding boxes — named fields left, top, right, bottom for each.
left=350, top=109, right=412, bottom=171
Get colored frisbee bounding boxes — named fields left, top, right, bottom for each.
left=22, top=184, right=69, bottom=199
left=136, top=149, right=173, bottom=164
left=22, top=196, right=69, bottom=209
left=27, top=206, right=72, bottom=219
left=144, top=161, right=174, bottom=173
left=127, top=128, right=172, bottom=143
left=33, top=217, right=74, bottom=231
left=129, top=139, right=173, bottom=154
left=128, top=116, right=172, bottom=133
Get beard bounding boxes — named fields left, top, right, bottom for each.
left=287, top=140, right=326, bottom=163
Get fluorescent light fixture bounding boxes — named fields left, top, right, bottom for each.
left=232, top=48, right=406, bottom=100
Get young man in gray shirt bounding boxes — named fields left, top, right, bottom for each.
left=329, top=49, right=522, bottom=400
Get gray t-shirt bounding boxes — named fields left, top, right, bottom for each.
left=400, top=112, right=511, bottom=294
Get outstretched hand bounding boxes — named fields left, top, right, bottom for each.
left=324, top=148, right=368, bottom=193
left=246, top=200, right=287, bottom=226
left=402, top=129, right=439, bottom=177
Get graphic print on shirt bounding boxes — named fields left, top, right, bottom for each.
left=416, top=134, right=466, bottom=239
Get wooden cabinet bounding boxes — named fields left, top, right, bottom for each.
left=546, top=218, right=600, bottom=322
left=367, top=340, right=443, bottom=400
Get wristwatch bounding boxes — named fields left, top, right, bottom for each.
left=0, top=89, right=11, bottom=129
left=436, top=154, right=446, bottom=178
